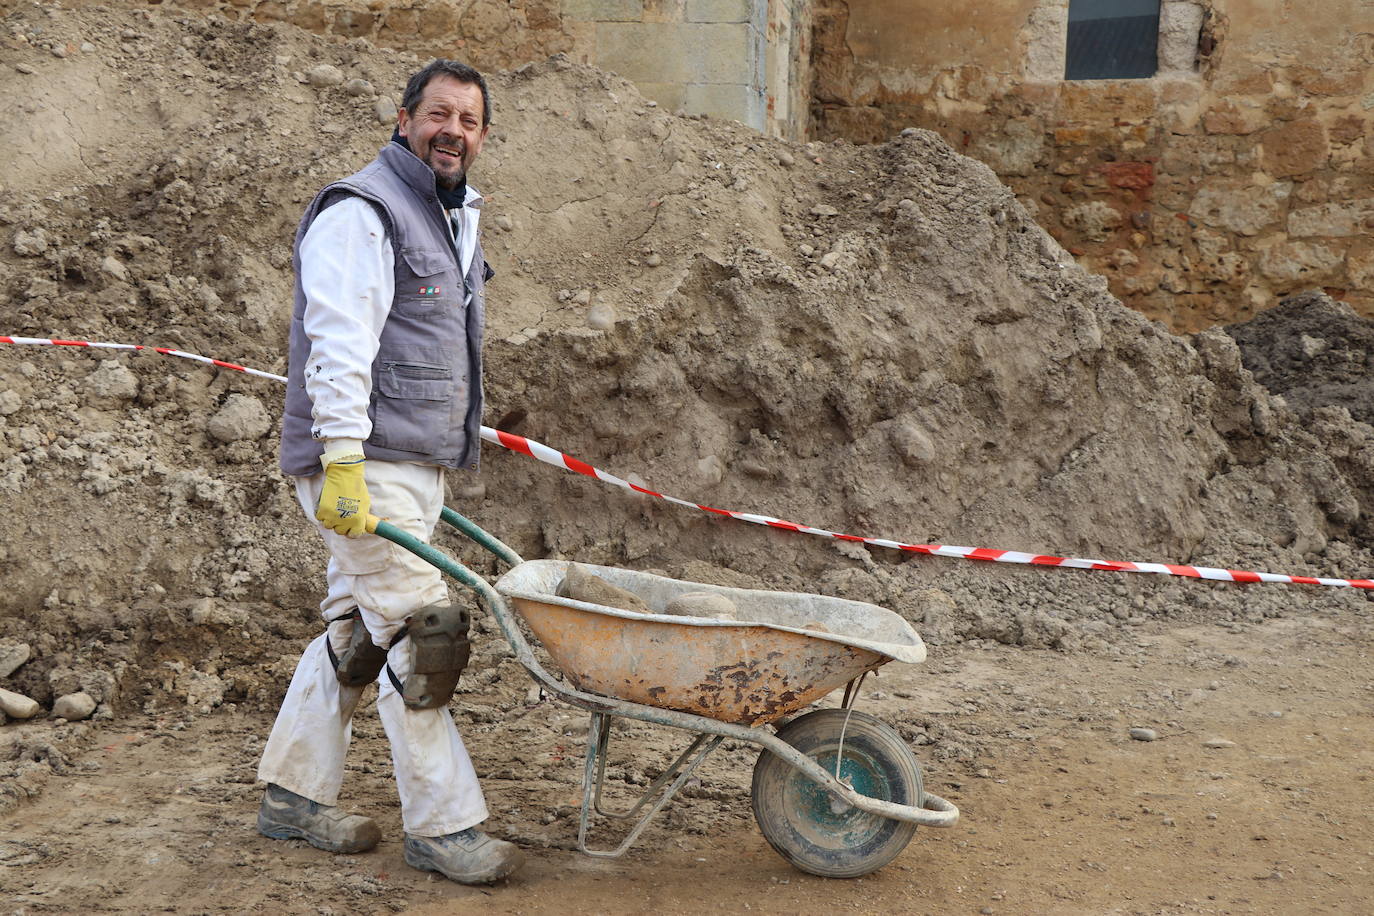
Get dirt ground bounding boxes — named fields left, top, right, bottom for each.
left=3, top=3, right=1374, bottom=914
left=3, top=601, right=1371, bottom=915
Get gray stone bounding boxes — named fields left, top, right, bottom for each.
left=85, top=360, right=140, bottom=403
left=1062, top=201, right=1122, bottom=242
left=1203, top=738, right=1236, bottom=748
left=47, top=666, right=117, bottom=705
left=1158, top=1, right=1205, bottom=72
left=343, top=78, right=373, bottom=97
left=696, top=454, right=725, bottom=485
left=686, top=0, right=753, bottom=23
left=1258, top=241, right=1345, bottom=283
left=889, top=420, right=936, bottom=467
left=190, top=597, right=249, bottom=627
left=1189, top=182, right=1291, bottom=236
left=644, top=252, right=662, bottom=267
left=664, top=591, right=738, bottom=619
left=564, top=0, right=643, bottom=21
left=12, top=227, right=49, bottom=256
left=306, top=63, right=344, bottom=89
left=572, top=289, right=592, bottom=305
left=0, top=641, right=31, bottom=678
left=374, top=95, right=398, bottom=125
left=556, top=565, right=650, bottom=613
left=494, top=214, right=514, bottom=232
left=1023, top=5, right=1068, bottom=81
left=207, top=393, right=271, bottom=443
left=587, top=302, right=617, bottom=331
left=971, top=118, right=1044, bottom=177
left=1299, top=335, right=1328, bottom=358
left=0, top=390, right=18, bottom=417
left=1129, top=727, right=1158, bottom=741
left=52, top=692, right=96, bottom=721
left=1287, top=198, right=1374, bottom=237
left=0, top=687, right=40, bottom=719
left=775, top=149, right=795, bottom=168
left=15, top=63, right=36, bottom=74
left=99, top=255, right=129, bottom=282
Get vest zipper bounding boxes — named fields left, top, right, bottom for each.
left=384, top=361, right=451, bottom=381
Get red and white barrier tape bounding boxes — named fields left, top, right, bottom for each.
left=5, top=334, right=1371, bottom=590
left=1, top=335, right=288, bottom=383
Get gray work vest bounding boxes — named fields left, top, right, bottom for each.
left=280, top=142, right=487, bottom=477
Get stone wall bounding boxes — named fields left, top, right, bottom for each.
left=32, top=0, right=808, bottom=137
left=810, top=0, right=1374, bottom=331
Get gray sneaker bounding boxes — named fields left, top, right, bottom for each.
left=403, top=828, right=526, bottom=884
left=257, top=783, right=381, bottom=854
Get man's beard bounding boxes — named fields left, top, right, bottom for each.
left=429, top=156, right=466, bottom=189
left=426, top=136, right=467, bottom=189
left=390, top=129, right=469, bottom=206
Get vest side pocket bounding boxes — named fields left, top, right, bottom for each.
left=371, top=359, right=455, bottom=454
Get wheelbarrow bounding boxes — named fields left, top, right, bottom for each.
left=366, top=507, right=959, bottom=878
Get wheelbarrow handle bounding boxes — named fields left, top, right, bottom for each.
left=365, top=511, right=524, bottom=569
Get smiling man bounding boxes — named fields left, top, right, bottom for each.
left=258, top=60, right=524, bottom=885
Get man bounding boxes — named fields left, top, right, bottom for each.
left=256, top=60, right=524, bottom=885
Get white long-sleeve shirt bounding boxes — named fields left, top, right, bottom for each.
left=298, top=188, right=483, bottom=446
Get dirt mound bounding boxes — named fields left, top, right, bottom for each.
left=1227, top=290, right=1374, bottom=427
left=2, top=3, right=1372, bottom=811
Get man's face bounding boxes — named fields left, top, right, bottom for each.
left=398, top=75, right=489, bottom=190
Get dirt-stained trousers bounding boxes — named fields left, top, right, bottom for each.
left=257, top=460, right=489, bottom=837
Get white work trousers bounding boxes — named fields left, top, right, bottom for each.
left=258, top=460, right=489, bottom=837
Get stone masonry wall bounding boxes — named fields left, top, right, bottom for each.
left=810, top=0, right=1374, bottom=331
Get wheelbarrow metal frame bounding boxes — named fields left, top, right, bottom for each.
left=367, top=510, right=959, bottom=857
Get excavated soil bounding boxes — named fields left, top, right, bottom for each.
left=1, top=4, right=1373, bottom=912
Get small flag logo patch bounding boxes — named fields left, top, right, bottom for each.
left=418, top=286, right=441, bottom=296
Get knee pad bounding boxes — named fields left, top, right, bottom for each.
left=400, top=602, right=471, bottom=710
left=331, top=609, right=389, bottom=688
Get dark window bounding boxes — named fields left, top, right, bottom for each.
left=1065, top=0, right=1161, bottom=80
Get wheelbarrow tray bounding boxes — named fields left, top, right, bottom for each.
left=495, top=560, right=926, bottom=726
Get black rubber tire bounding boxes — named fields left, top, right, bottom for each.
left=751, top=708, right=923, bottom=879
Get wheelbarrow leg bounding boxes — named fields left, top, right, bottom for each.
left=591, top=718, right=718, bottom=821
left=577, top=712, right=723, bottom=858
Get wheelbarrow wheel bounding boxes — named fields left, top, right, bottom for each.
left=751, top=708, right=923, bottom=879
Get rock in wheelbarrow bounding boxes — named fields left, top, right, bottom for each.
left=556, top=565, right=650, bottom=613
left=663, top=591, right=738, bottom=620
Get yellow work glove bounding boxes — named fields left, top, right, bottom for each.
left=317, top=439, right=370, bottom=538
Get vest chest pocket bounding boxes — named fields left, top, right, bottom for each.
left=371, top=361, right=457, bottom=453
left=395, top=246, right=461, bottom=319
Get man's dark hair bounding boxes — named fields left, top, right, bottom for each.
left=400, top=60, right=491, bottom=127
